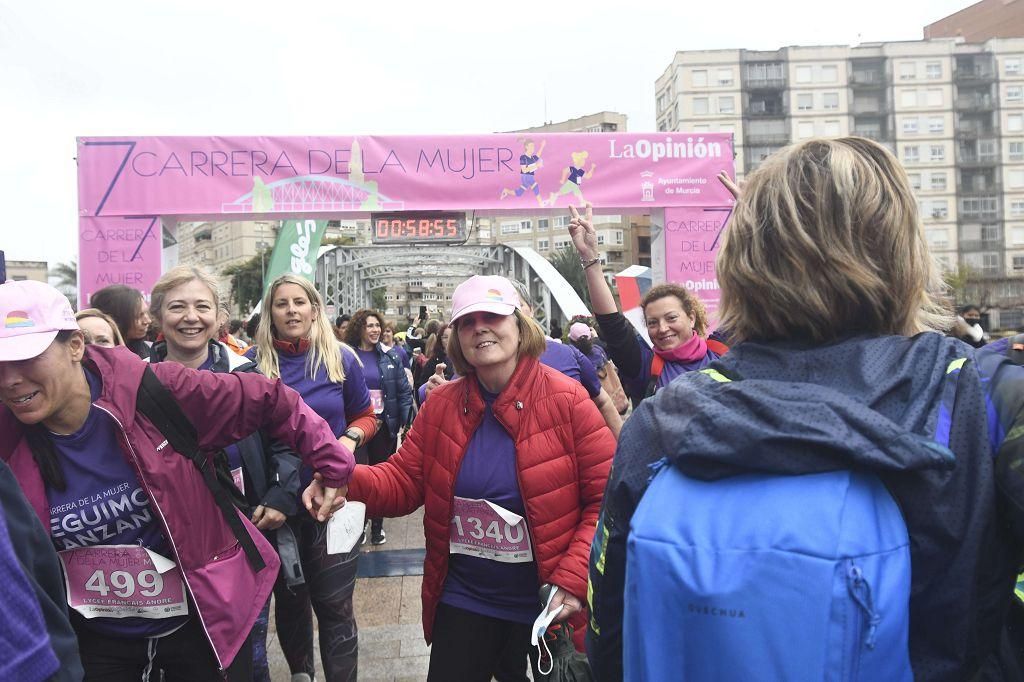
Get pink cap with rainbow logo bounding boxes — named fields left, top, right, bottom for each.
left=449, top=275, right=521, bottom=323
left=0, top=280, right=79, bottom=361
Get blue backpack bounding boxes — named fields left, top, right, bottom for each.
left=624, top=465, right=913, bottom=681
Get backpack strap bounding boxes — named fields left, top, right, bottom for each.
left=706, top=338, right=730, bottom=357
left=135, top=366, right=266, bottom=572
left=643, top=354, right=666, bottom=398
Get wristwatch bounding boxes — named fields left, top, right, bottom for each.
left=344, top=429, right=363, bottom=448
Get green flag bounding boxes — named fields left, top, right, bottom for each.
left=263, top=219, right=328, bottom=293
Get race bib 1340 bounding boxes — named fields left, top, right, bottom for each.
left=449, top=497, right=533, bottom=563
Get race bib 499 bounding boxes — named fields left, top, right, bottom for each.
left=58, top=545, right=188, bottom=620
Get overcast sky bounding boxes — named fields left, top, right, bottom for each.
left=0, top=0, right=972, bottom=268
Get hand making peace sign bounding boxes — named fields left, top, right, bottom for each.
left=568, top=203, right=599, bottom=262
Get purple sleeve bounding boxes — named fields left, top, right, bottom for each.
left=0, top=506, right=60, bottom=681
left=341, top=348, right=372, bottom=418
left=572, top=346, right=603, bottom=399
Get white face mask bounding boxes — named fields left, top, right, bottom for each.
left=531, top=586, right=564, bottom=675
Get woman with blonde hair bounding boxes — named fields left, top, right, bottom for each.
left=148, top=265, right=299, bottom=682
left=74, top=309, right=124, bottom=348
left=588, top=137, right=1024, bottom=681
left=247, top=274, right=376, bottom=682
left=347, top=275, right=615, bottom=681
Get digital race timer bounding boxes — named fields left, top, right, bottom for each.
left=370, top=211, right=469, bottom=245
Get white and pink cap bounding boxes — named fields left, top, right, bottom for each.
left=0, top=280, right=79, bottom=361
left=449, top=275, right=521, bottom=323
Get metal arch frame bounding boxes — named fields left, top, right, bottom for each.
left=315, top=244, right=589, bottom=328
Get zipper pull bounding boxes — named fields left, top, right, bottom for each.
left=847, top=563, right=881, bottom=649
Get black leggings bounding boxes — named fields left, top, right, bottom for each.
left=273, top=515, right=360, bottom=682
left=74, top=615, right=252, bottom=682
left=427, top=602, right=540, bottom=682
left=356, top=424, right=398, bottom=536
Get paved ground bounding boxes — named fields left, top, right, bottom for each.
left=267, top=508, right=432, bottom=681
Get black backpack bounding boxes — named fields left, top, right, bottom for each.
left=134, top=366, right=266, bottom=572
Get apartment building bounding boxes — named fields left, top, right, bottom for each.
left=656, top=37, right=1024, bottom=328
left=925, top=0, right=1024, bottom=42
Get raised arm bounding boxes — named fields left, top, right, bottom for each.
left=568, top=203, right=617, bottom=315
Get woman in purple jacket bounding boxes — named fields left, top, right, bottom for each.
left=0, top=280, right=353, bottom=682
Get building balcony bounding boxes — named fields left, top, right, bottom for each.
left=958, top=239, right=1003, bottom=252
left=958, top=154, right=1000, bottom=168
left=960, top=211, right=1001, bottom=222
left=745, top=132, right=790, bottom=145
left=954, top=68, right=996, bottom=83
left=955, top=126, right=998, bottom=140
left=745, top=77, right=787, bottom=90
left=850, top=72, right=886, bottom=87
left=852, top=101, right=889, bottom=115
left=744, top=106, right=786, bottom=118
left=959, top=182, right=1001, bottom=196
left=853, top=129, right=889, bottom=142
left=955, top=96, right=995, bottom=111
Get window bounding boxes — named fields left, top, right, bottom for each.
left=692, top=70, right=708, bottom=87
left=1013, top=228, right=1024, bottom=246
left=821, top=65, right=838, bottom=83
left=928, top=116, right=944, bottom=133
left=903, top=118, right=919, bottom=134
left=901, top=90, right=918, bottom=107
left=824, top=120, right=840, bottom=137
left=1009, top=114, right=1024, bottom=133
left=614, top=230, right=624, bottom=245
left=1010, top=141, right=1024, bottom=162
left=797, top=93, right=813, bottom=111
left=982, top=224, right=1000, bottom=242
left=1010, top=170, right=1024, bottom=189
left=718, top=96, right=735, bottom=113
left=554, top=237, right=571, bottom=249
left=657, top=91, right=671, bottom=113
left=1007, top=86, right=1023, bottom=103
left=926, top=89, right=942, bottom=107
left=930, top=200, right=949, bottom=218
left=798, top=121, right=815, bottom=139
left=930, top=144, right=945, bottom=162
left=796, top=66, right=812, bottom=83
left=822, top=92, right=839, bottom=110
left=537, top=239, right=549, bottom=251
left=908, top=172, right=922, bottom=190
left=904, top=146, right=920, bottom=163
left=899, top=62, right=916, bottom=80
left=1006, top=58, right=1021, bottom=76
left=1013, top=256, right=1024, bottom=272
left=518, top=220, right=532, bottom=233
left=926, top=229, right=949, bottom=248
left=1013, top=201, right=1024, bottom=218
left=597, top=233, right=605, bottom=245
left=554, top=215, right=570, bottom=228
left=926, top=62, right=942, bottom=79
left=693, top=97, right=709, bottom=115
left=501, top=221, right=519, bottom=235
left=717, top=68, right=733, bottom=86
left=537, top=218, right=550, bottom=230
left=931, top=173, right=947, bottom=191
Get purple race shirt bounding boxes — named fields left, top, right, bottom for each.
left=541, top=339, right=602, bottom=398
left=355, top=348, right=382, bottom=392
left=46, top=370, right=188, bottom=638
left=440, top=386, right=539, bottom=624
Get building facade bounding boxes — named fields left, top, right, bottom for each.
left=656, top=37, right=1024, bottom=328
left=925, top=0, right=1024, bottom=43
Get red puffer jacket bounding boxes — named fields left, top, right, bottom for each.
left=348, top=355, right=615, bottom=645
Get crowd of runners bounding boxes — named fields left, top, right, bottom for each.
left=3, top=136, right=1024, bottom=681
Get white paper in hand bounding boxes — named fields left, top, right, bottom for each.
left=326, top=501, right=366, bottom=554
